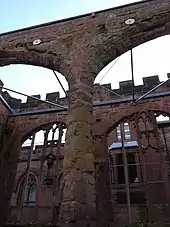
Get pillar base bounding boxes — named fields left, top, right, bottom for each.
left=58, top=169, right=96, bottom=227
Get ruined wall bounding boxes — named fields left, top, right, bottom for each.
left=1, top=1, right=170, bottom=226
left=108, top=115, right=170, bottom=225
left=10, top=115, right=170, bottom=225
left=1, top=74, right=170, bottom=111
left=10, top=144, right=65, bottom=224
left=0, top=99, right=21, bottom=224
left=8, top=103, right=170, bottom=225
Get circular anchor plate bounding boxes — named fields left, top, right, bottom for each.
left=125, top=19, right=135, bottom=25
left=33, top=39, right=42, bottom=45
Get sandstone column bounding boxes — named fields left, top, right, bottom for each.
left=58, top=66, right=96, bottom=227
left=94, top=134, right=113, bottom=227
left=0, top=120, right=21, bottom=225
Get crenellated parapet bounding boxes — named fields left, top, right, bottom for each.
left=94, top=73, right=170, bottom=101
left=1, top=73, right=170, bottom=111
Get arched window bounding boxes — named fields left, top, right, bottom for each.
left=24, top=174, right=36, bottom=204
left=116, top=123, right=131, bottom=141
left=17, top=173, right=37, bottom=206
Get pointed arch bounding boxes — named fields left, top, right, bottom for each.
left=16, top=172, right=39, bottom=206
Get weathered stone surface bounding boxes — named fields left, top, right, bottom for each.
left=59, top=201, right=96, bottom=226
left=3, top=89, right=170, bottom=225
left=2, top=88, right=170, bottom=225
left=94, top=135, right=113, bottom=227
left=58, top=169, right=95, bottom=203
left=0, top=1, right=170, bottom=226
left=0, top=122, right=21, bottom=225
left=0, top=0, right=170, bottom=76
left=56, top=65, right=96, bottom=226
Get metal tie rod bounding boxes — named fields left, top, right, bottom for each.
left=134, top=77, right=170, bottom=103
left=120, top=123, right=132, bottom=224
left=102, top=85, right=122, bottom=98
left=0, top=86, right=67, bottom=110
left=53, top=70, right=68, bottom=98
left=130, top=49, right=135, bottom=102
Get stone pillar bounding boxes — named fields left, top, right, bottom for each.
left=58, top=69, right=96, bottom=227
left=94, top=134, right=113, bottom=227
left=0, top=121, right=21, bottom=225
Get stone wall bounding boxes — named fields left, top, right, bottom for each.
left=10, top=143, right=65, bottom=224
left=8, top=111, right=170, bottom=225
left=1, top=74, right=170, bottom=111
left=0, top=1, right=170, bottom=226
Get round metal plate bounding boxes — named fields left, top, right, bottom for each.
left=125, top=19, right=135, bottom=25
left=33, top=39, right=41, bottom=45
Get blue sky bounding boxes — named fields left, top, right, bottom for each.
left=1, top=0, right=170, bottom=102
left=1, top=0, right=137, bottom=32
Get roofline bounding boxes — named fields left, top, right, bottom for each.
left=109, top=145, right=138, bottom=150
left=158, top=120, right=170, bottom=127
left=108, top=140, right=138, bottom=150
left=10, top=90, right=170, bottom=117
left=0, top=0, right=151, bottom=37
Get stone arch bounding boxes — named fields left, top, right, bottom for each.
left=93, top=99, right=170, bottom=136
left=9, top=111, right=67, bottom=142
left=0, top=50, right=59, bottom=70
left=20, top=119, right=67, bottom=143
left=90, top=0, right=170, bottom=77
left=105, top=108, right=170, bottom=136
left=1, top=1, right=169, bottom=82
left=15, top=171, right=39, bottom=206
left=0, top=40, right=70, bottom=80
left=15, top=171, right=38, bottom=194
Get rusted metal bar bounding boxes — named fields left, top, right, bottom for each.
left=120, top=123, right=132, bottom=224
left=101, top=85, right=122, bottom=98
left=99, top=57, right=120, bottom=84
left=18, top=131, right=36, bottom=220
left=53, top=70, right=68, bottom=98
left=130, top=49, right=135, bottom=102
left=0, top=85, right=67, bottom=109
left=134, top=78, right=170, bottom=103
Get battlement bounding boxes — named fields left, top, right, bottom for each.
left=1, top=73, right=170, bottom=111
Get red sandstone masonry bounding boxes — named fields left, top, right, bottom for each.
left=0, top=0, right=170, bottom=226
left=6, top=94, right=170, bottom=142
left=0, top=0, right=170, bottom=78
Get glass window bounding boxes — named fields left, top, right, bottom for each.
left=116, top=153, right=138, bottom=184
left=116, top=125, right=121, bottom=141
left=116, top=123, right=131, bottom=141
left=124, top=123, right=131, bottom=140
